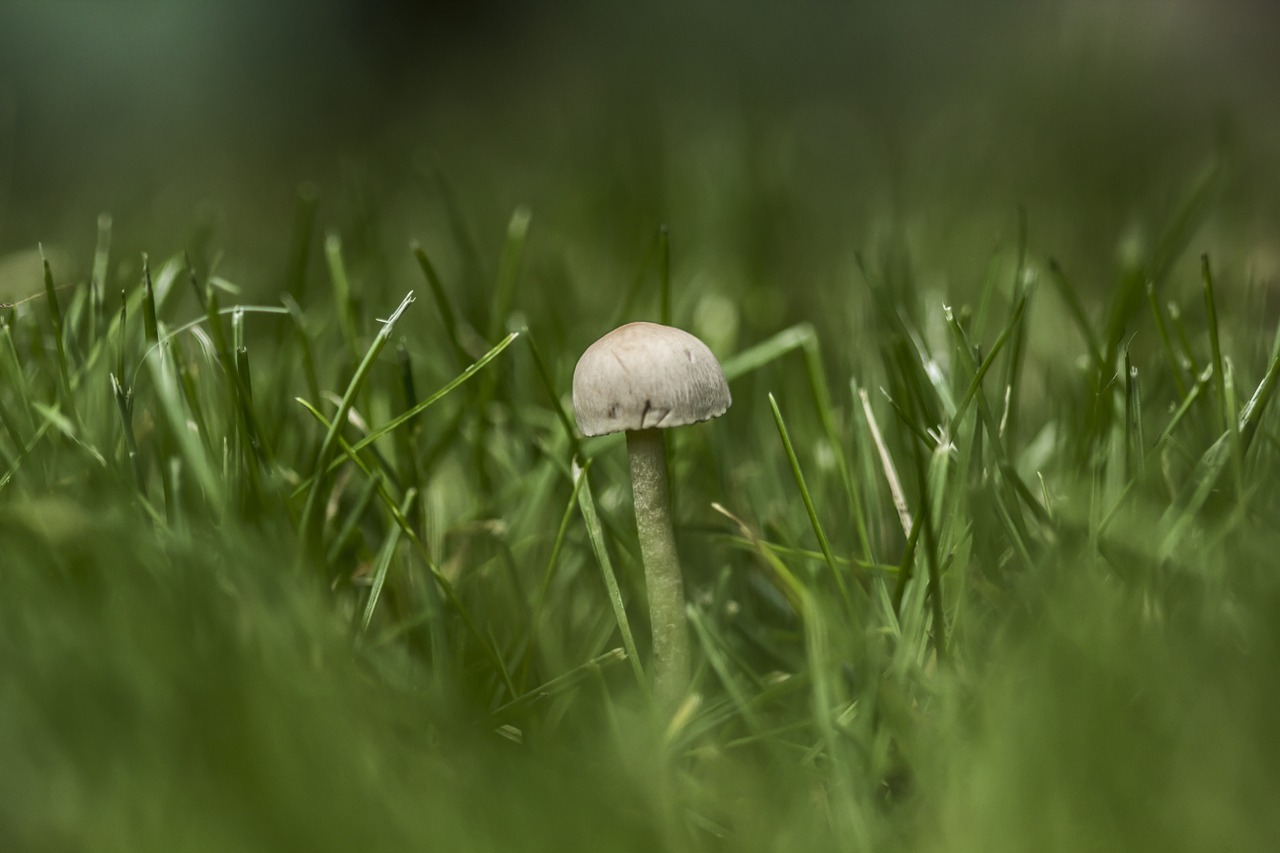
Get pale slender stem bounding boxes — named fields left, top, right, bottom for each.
left=626, top=428, right=689, bottom=709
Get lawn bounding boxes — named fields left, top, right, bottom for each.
left=3, top=4, right=1280, bottom=851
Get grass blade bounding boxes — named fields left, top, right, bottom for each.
left=1047, top=258, right=1105, bottom=374
left=283, top=182, right=319, bottom=301
left=1202, top=254, right=1228, bottom=432
left=573, top=459, right=648, bottom=694
left=490, top=206, right=530, bottom=341
left=324, top=232, right=361, bottom=359
left=40, top=245, right=79, bottom=429
left=412, top=241, right=471, bottom=366
left=487, top=648, right=629, bottom=726
left=319, top=331, right=520, bottom=474
left=722, top=323, right=812, bottom=381
left=141, top=254, right=160, bottom=345
left=299, top=291, right=415, bottom=555
left=769, top=393, right=852, bottom=612
left=358, top=487, right=417, bottom=639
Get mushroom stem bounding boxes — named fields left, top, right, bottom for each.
left=626, top=427, right=690, bottom=708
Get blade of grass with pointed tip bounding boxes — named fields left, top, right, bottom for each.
left=393, top=343, right=425, bottom=499
left=358, top=487, right=417, bottom=639
left=721, top=323, right=812, bottom=381
left=419, top=156, right=487, bottom=318
left=486, top=648, right=629, bottom=727
left=412, top=242, right=470, bottom=366
left=0, top=394, right=25, bottom=465
left=299, top=291, right=415, bottom=555
left=687, top=604, right=768, bottom=737
left=184, top=251, right=205, bottom=305
left=711, top=502, right=808, bottom=618
left=287, top=331, right=521, bottom=501
left=1150, top=366, right=1210, bottom=452
left=524, top=328, right=581, bottom=460
left=1202, top=254, right=1228, bottom=433
left=946, top=295, right=1026, bottom=432
left=716, top=534, right=896, bottom=575
left=1, top=321, right=36, bottom=435
left=911, top=428, right=947, bottom=660
left=945, top=299, right=1049, bottom=531
left=490, top=206, right=530, bottom=341
left=296, top=396, right=504, bottom=680
left=876, top=385, right=934, bottom=449
left=114, top=289, right=127, bottom=393
left=1048, top=258, right=1105, bottom=375
left=520, top=463, right=590, bottom=688
left=769, top=393, right=852, bottom=612
left=801, top=331, right=872, bottom=564
left=324, top=469, right=383, bottom=566
left=608, top=229, right=662, bottom=330
left=40, top=246, right=79, bottom=429
left=999, top=209, right=1031, bottom=445
left=1146, top=281, right=1188, bottom=399
left=140, top=254, right=160, bottom=345
left=324, top=232, right=361, bottom=359
left=280, top=294, right=321, bottom=409
left=340, top=332, right=518, bottom=462
left=198, top=281, right=242, bottom=457
left=91, top=213, right=112, bottom=335
left=531, top=460, right=586, bottom=621
left=859, top=386, right=913, bottom=540
left=1167, top=299, right=1201, bottom=384
left=1126, top=356, right=1147, bottom=481
left=146, top=342, right=223, bottom=508
left=1223, top=358, right=1244, bottom=507
left=573, top=460, right=648, bottom=693
left=167, top=333, right=215, bottom=459
left=469, top=208, right=530, bottom=497
left=1159, top=340, right=1280, bottom=556
left=1149, top=159, right=1222, bottom=287
left=0, top=416, right=57, bottom=495
left=232, top=307, right=271, bottom=469
left=111, top=314, right=143, bottom=495
left=1123, top=348, right=1136, bottom=481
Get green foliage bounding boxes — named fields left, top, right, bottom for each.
left=4, top=68, right=1280, bottom=853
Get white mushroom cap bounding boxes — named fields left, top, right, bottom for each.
left=572, top=322, right=732, bottom=437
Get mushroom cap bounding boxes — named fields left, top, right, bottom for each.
left=572, top=322, right=732, bottom=437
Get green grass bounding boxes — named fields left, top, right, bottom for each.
left=5, top=69, right=1280, bottom=853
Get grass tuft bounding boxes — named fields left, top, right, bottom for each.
left=4, top=146, right=1280, bottom=853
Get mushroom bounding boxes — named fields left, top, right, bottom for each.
left=572, top=321, right=732, bottom=707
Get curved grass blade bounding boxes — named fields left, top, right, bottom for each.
left=296, top=397, right=511, bottom=690
left=358, top=486, right=417, bottom=640
left=40, top=245, right=79, bottom=429
left=1203, top=254, right=1228, bottom=433
left=324, top=232, right=361, bottom=359
left=769, top=393, right=852, bottom=612
left=573, top=458, right=648, bottom=694
left=412, top=241, right=470, bottom=366
left=345, top=332, right=518, bottom=458
left=486, top=648, right=628, bottom=727
left=523, top=327, right=581, bottom=459
left=299, top=291, right=415, bottom=554
left=721, top=323, right=811, bottom=381
left=490, top=206, right=530, bottom=341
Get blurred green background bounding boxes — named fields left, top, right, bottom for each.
left=3, top=0, right=1279, bottom=311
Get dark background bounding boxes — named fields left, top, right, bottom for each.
left=2, top=1, right=1279, bottom=306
